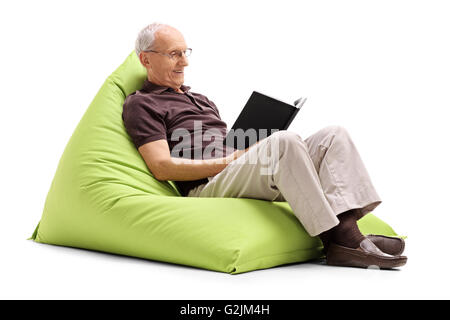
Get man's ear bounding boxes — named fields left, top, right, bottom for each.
left=139, top=52, right=150, bottom=68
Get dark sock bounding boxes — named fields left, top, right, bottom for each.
left=319, top=209, right=365, bottom=251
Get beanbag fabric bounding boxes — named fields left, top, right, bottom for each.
left=30, top=51, right=400, bottom=274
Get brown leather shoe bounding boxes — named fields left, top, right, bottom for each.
left=326, top=238, right=407, bottom=269
left=367, top=234, right=405, bottom=256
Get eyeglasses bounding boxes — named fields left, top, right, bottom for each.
left=143, top=48, right=192, bottom=60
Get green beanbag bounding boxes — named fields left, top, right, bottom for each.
left=30, top=51, right=399, bottom=274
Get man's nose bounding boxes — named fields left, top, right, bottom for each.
left=179, top=54, right=189, bottom=66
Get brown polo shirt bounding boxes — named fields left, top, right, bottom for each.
left=122, top=79, right=236, bottom=196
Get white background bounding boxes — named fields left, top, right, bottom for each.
left=1, top=0, right=449, bottom=299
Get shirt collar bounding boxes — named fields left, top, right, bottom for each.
left=141, top=79, right=191, bottom=94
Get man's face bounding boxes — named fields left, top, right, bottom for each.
left=140, top=27, right=189, bottom=91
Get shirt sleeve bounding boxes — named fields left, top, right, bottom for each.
left=122, top=96, right=167, bottom=149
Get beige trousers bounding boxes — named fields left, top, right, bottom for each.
left=187, top=125, right=382, bottom=236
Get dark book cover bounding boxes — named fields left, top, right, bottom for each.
left=224, top=91, right=306, bottom=149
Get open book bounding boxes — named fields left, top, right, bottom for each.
left=223, top=91, right=307, bottom=150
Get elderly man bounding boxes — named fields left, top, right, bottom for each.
left=122, top=23, right=407, bottom=269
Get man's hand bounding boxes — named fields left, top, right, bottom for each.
left=224, top=141, right=260, bottom=165
left=138, top=139, right=261, bottom=181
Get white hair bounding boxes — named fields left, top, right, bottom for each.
left=135, top=23, right=169, bottom=57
